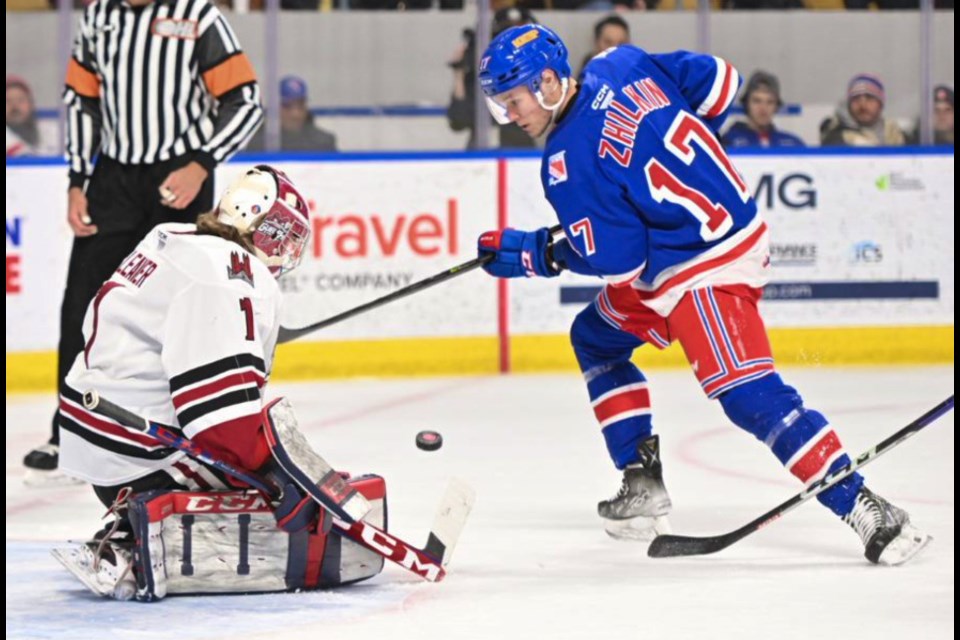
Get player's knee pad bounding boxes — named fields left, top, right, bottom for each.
left=570, top=302, right=641, bottom=373
left=717, top=373, right=803, bottom=442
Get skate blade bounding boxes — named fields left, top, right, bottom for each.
left=603, top=515, right=671, bottom=542
left=877, top=524, right=934, bottom=566
left=51, top=547, right=112, bottom=597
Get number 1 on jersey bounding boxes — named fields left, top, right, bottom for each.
left=239, top=297, right=254, bottom=341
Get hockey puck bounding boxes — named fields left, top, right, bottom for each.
left=416, top=430, right=443, bottom=451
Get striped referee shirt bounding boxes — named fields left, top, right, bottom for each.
left=63, top=0, right=263, bottom=188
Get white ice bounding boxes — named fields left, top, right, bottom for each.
left=6, top=367, right=954, bottom=640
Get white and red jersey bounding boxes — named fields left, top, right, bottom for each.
left=59, top=223, right=281, bottom=486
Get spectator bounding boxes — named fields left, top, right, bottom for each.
left=931, top=85, right=954, bottom=146
left=6, top=75, right=58, bottom=157
left=578, top=15, right=630, bottom=78
left=820, top=73, right=907, bottom=147
left=908, top=84, right=954, bottom=147
left=722, top=70, right=804, bottom=148
left=446, top=6, right=537, bottom=149
left=915, top=84, right=956, bottom=147
left=248, top=76, right=338, bottom=151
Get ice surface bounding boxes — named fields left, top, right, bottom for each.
left=6, top=367, right=954, bottom=640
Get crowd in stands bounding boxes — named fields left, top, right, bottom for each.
left=6, top=9, right=954, bottom=155
left=10, top=0, right=955, bottom=10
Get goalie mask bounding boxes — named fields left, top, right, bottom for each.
left=217, top=165, right=311, bottom=278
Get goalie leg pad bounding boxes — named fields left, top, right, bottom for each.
left=262, top=397, right=371, bottom=523
left=125, top=475, right=387, bottom=601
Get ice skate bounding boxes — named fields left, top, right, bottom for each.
left=52, top=538, right=137, bottom=600
left=598, top=435, right=672, bottom=541
left=843, top=486, right=932, bottom=566
left=23, top=442, right=83, bottom=488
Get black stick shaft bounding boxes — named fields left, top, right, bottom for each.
left=277, top=223, right=563, bottom=344
left=82, top=391, right=275, bottom=495
left=648, top=394, right=954, bottom=558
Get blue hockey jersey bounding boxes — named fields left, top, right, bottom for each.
left=544, top=46, right=770, bottom=316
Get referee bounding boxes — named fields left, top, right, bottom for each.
left=23, top=0, right=264, bottom=483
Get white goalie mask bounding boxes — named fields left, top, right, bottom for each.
left=217, top=165, right=311, bottom=278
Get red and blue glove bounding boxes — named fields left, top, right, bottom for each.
left=477, top=227, right=561, bottom=278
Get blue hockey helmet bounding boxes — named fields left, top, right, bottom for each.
left=479, top=24, right=572, bottom=124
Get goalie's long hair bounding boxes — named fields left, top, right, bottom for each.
left=195, top=210, right=256, bottom=254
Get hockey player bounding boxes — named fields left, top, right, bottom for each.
left=474, top=25, right=930, bottom=565
left=54, top=166, right=388, bottom=599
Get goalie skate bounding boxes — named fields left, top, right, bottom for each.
left=52, top=540, right=137, bottom=600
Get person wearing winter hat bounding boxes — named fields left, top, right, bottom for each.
left=721, top=70, right=804, bottom=148
left=820, top=73, right=907, bottom=147
left=246, top=75, right=337, bottom=152
left=6, top=75, right=59, bottom=157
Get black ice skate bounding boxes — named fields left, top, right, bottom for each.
left=843, top=486, right=932, bottom=566
left=23, top=442, right=83, bottom=488
left=598, top=435, right=672, bottom=541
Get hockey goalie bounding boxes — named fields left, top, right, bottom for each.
left=51, top=166, right=469, bottom=601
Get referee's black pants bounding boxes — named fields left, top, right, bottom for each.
left=49, top=155, right=214, bottom=444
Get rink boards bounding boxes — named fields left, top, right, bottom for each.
left=5, top=150, right=954, bottom=390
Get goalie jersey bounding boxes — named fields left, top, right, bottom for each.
left=59, top=223, right=282, bottom=486
left=544, top=46, right=770, bottom=316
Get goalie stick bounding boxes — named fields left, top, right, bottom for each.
left=82, top=391, right=475, bottom=582
left=647, top=394, right=954, bottom=559
left=277, top=224, right=564, bottom=343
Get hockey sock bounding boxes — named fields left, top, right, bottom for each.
left=719, top=374, right=863, bottom=516
left=572, top=303, right=653, bottom=470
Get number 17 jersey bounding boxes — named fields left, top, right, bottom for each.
left=544, top=45, right=770, bottom=316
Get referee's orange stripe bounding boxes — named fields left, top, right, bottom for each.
left=202, top=53, right=257, bottom=98
left=66, top=58, right=100, bottom=99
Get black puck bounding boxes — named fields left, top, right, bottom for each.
left=416, top=430, right=443, bottom=451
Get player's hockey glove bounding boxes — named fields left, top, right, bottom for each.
left=259, top=460, right=320, bottom=533
left=477, top=227, right=562, bottom=278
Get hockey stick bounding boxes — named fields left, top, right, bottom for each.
left=277, top=223, right=564, bottom=343
left=82, top=391, right=475, bottom=582
left=648, top=394, right=954, bottom=559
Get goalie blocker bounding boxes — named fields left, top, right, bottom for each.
left=127, top=475, right=386, bottom=601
